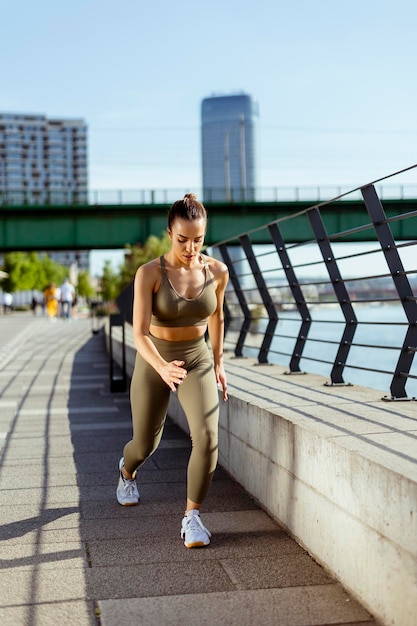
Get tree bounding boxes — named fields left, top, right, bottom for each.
left=1, top=251, right=67, bottom=293
left=38, top=254, right=66, bottom=289
left=100, top=260, right=120, bottom=302
left=2, top=252, right=35, bottom=292
left=118, top=233, right=171, bottom=291
left=77, top=270, right=95, bottom=299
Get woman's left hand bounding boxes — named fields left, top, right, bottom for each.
left=215, top=364, right=228, bottom=401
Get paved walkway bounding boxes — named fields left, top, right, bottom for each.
left=0, top=313, right=382, bottom=626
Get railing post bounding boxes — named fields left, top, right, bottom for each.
left=219, top=244, right=251, bottom=357
left=307, top=207, right=358, bottom=386
left=239, top=234, right=278, bottom=363
left=109, top=313, right=127, bottom=393
left=90, top=300, right=100, bottom=335
left=115, top=281, right=134, bottom=326
left=268, top=222, right=311, bottom=373
left=361, top=184, right=417, bottom=399
left=223, top=298, right=232, bottom=337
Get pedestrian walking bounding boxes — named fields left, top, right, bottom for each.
left=116, top=193, right=229, bottom=548
left=31, top=296, right=39, bottom=316
left=2, top=292, right=13, bottom=314
left=43, top=283, right=58, bottom=320
left=60, top=277, right=76, bottom=319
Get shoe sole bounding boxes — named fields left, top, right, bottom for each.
left=183, top=538, right=210, bottom=548
left=116, top=488, right=140, bottom=507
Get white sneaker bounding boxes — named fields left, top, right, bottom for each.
left=116, top=458, right=139, bottom=506
left=181, top=509, right=211, bottom=548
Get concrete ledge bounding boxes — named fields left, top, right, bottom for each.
left=106, top=322, right=417, bottom=626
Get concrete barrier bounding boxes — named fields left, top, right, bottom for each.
left=106, top=321, right=417, bottom=626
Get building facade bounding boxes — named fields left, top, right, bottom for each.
left=201, top=93, right=259, bottom=202
left=0, top=112, right=88, bottom=205
left=0, top=112, right=89, bottom=272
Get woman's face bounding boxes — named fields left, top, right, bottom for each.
left=168, top=217, right=206, bottom=265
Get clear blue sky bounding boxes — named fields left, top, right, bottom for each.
left=2, top=1, right=417, bottom=276
left=2, top=0, right=417, bottom=194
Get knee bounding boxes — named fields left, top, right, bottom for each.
left=191, top=426, right=218, bottom=455
left=190, top=428, right=219, bottom=476
left=125, top=437, right=159, bottom=468
left=133, top=439, right=159, bottom=462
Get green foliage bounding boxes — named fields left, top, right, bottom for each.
left=77, top=270, right=95, bottom=299
left=118, top=232, right=171, bottom=291
left=100, top=260, right=120, bottom=302
left=2, top=252, right=33, bottom=292
left=1, top=252, right=66, bottom=292
left=38, top=254, right=67, bottom=289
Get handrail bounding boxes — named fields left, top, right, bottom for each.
left=207, top=172, right=417, bottom=401
left=112, top=168, right=417, bottom=400
left=2, top=182, right=417, bottom=206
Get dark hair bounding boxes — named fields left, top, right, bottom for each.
left=167, top=193, right=207, bottom=230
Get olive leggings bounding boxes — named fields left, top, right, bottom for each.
left=123, top=335, right=219, bottom=504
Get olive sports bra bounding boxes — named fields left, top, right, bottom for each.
left=150, top=256, right=217, bottom=328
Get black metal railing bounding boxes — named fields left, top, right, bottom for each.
left=209, top=174, right=417, bottom=401
left=112, top=167, right=417, bottom=400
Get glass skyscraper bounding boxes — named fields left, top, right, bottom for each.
left=0, top=112, right=88, bottom=205
left=201, top=93, right=259, bottom=202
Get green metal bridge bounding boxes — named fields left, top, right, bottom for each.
left=1, top=197, right=417, bottom=251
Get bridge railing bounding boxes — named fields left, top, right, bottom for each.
left=207, top=177, right=417, bottom=401
left=2, top=183, right=417, bottom=206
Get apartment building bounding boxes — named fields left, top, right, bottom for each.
left=0, top=112, right=88, bottom=204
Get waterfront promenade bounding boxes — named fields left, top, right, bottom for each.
left=0, top=313, right=382, bottom=625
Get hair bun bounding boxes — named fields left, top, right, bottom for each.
left=168, top=193, right=206, bottom=228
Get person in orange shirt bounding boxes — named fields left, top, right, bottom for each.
left=43, top=283, right=58, bottom=320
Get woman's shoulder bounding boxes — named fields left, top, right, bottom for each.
left=203, top=254, right=229, bottom=280
left=136, top=256, right=162, bottom=273
left=135, top=257, right=163, bottom=284
left=203, top=253, right=227, bottom=270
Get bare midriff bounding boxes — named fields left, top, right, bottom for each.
left=149, top=324, right=207, bottom=342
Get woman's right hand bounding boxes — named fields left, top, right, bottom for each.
left=159, top=360, right=188, bottom=392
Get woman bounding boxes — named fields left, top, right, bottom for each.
left=117, top=194, right=229, bottom=548
left=43, top=283, right=58, bottom=320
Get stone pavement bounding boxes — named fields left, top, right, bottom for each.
left=0, top=313, right=382, bottom=626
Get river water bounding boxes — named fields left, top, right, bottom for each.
left=225, top=303, right=417, bottom=398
